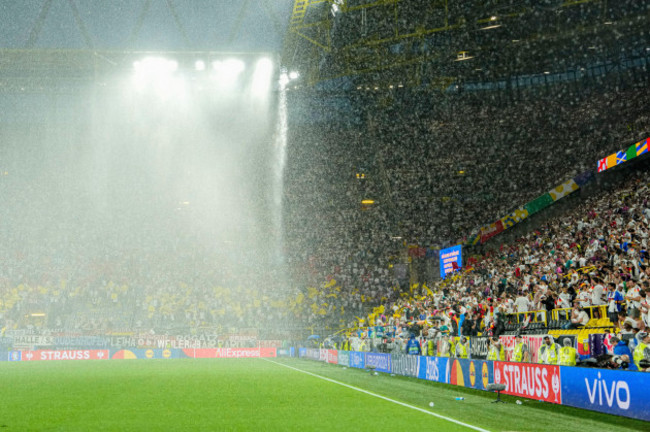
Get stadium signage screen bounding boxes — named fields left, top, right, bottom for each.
left=439, top=245, right=462, bottom=279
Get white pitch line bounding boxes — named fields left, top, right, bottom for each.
left=265, top=359, right=491, bottom=432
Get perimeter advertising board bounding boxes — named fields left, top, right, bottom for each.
left=111, top=349, right=179, bottom=359
left=349, top=352, right=365, bottom=369
left=366, top=352, right=391, bottom=373
left=447, top=358, right=494, bottom=391
left=337, top=351, right=350, bottom=367
left=298, top=352, right=649, bottom=423
left=560, top=366, right=650, bottom=421
left=181, top=348, right=277, bottom=358
left=417, top=356, right=449, bottom=383
left=392, top=354, right=419, bottom=377
left=303, top=348, right=320, bottom=360
left=19, top=349, right=109, bottom=361
left=494, top=361, right=562, bottom=404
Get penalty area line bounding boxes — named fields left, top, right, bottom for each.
left=264, top=359, right=490, bottom=432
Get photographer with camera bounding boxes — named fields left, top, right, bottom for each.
left=608, top=336, right=635, bottom=371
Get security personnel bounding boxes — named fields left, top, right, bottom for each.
left=633, top=331, right=650, bottom=371
left=512, top=333, right=529, bottom=363
left=426, top=338, right=435, bottom=356
left=359, top=336, right=368, bottom=352
left=538, top=335, right=560, bottom=365
left=406, top=333, right=422, bottom=355
left=487, top=336, right=505, bottom=361
left=438, top=335, right=451, bottom=357
left=558, top=338, right=577, bottom=366
left=456, top=336, right=469, bottom=359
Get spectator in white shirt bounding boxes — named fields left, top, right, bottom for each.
left=565, top=304, right=590, bottom=329
left=591, top=280, right=606, bottom=306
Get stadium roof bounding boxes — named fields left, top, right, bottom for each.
left=282, top=0, right=649, bottom=89
left=0, top=0, right=293, bottom=51
left=0, top=0, right=295, bottom=92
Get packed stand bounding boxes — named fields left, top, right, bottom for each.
left=329, top=169, right=650, bottom=371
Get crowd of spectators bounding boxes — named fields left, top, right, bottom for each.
left=282, top=82, right=649, bottom=330
left=336, top=169, right=650, bottom=370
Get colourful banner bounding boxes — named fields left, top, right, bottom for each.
left=494, top=361, right=562, bottom=403
left=524, top=193, right=554, bottom=216
left=549, top=179, right=578, bottom=201
left=327, top=349, right=338, bottom=364
left=597, top=137, right=649, bottom=173
left=480, top=220, right=504, bottom=243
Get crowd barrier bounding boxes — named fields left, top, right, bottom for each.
left=299, top=349, right=650, bottom=422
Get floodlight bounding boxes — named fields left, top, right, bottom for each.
left=289, top=71, right=299, bottom=80
left=279, top=73, right=290, bottom=88
left=252, top=58, right=274, bottom=96
left=195, top=60, right=206, bottom=71
left=131, top=56, right=184, bottom=99
left=134, top=57, right=178, bottom=74
left=212, top=59, right=246, bottom=86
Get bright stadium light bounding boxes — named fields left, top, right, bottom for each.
left=132, top=57, right=184, bottom=99
left=279, top=73, right=290, bottom=89
left=212, top=59, right=246, bottom=86
left=252, top=58, right=274, bottom=96
left=195, top=60, right=206, bottom=71
left=133, top=57, right=179, bottom=75
left=289, top=71, right=299, bottom=80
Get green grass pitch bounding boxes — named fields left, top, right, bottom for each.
left=0, top=358, right=646, bottom=431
